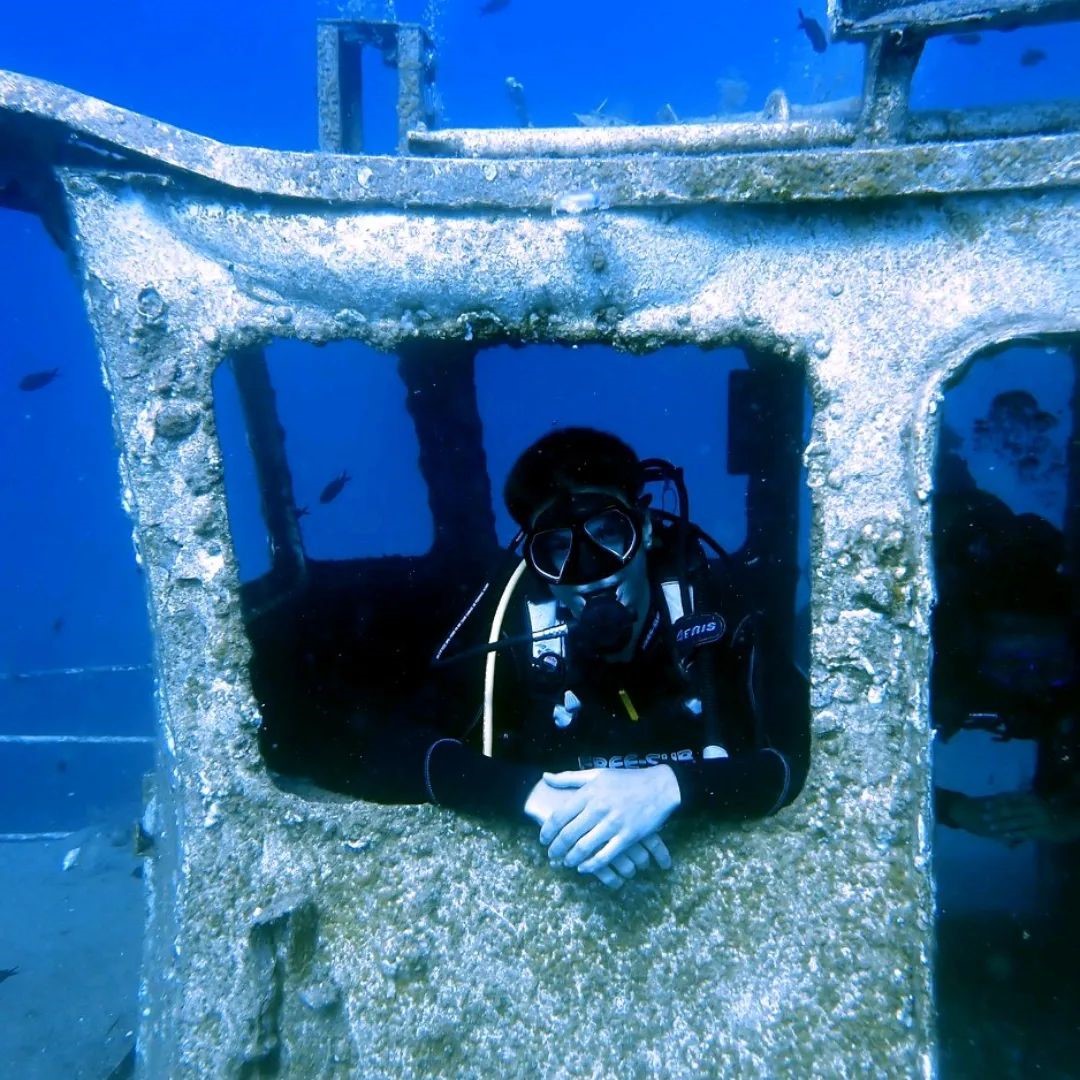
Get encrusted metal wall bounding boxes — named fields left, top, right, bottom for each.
left=2, top=66, right=1078, bottom=1077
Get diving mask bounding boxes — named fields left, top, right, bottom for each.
left=526, top=492, right=643, bottom=586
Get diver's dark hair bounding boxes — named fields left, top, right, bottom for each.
left=504, top=427, right=644, bottom=528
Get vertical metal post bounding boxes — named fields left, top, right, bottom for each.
left=229, top=348, right=307, bottom=589
left=316, top=21, right=364, bottom=153
left=395, top=25, right=428, bottom=152
left=856, top=33, right=924, bottom=144
left=317, top=18, right=436, bottom=155
left=727, top=359, right=806, bottom=662
left=396, top=342, right=499, bottom=567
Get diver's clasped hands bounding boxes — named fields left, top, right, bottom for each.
left=524, top=765, right=681, bottom=889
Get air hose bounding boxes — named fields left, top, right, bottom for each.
left=483, top=558, right=528, bottom=757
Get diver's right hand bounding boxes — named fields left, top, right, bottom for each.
left=524, top=779, right=671, bottom=887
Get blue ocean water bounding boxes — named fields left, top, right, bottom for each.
left=0, top=2, right=1078, bottom=1076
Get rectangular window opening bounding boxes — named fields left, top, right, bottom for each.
left=235, top=340, right=812, bottom=804
left=931, top=336, right=1079, bottom=1078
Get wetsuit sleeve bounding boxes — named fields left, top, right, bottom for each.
left=670, top=615, right=811, bottom=819
left=424, top=739, right=543, bottom=818
left=342, top=657, right=544, bottom=820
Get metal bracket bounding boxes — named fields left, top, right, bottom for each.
left=857, top=32, right=925, bottom=144
left=316, top=18, right=437, bottom=155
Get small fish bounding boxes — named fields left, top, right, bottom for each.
left=295, top=505, right=310, bottom=520
left=797, top=8, right=827, bottom=53
left=950, top=33, right=982, bottom=46
left=319, top=470, right=351, bottom=504
left=479, top=0, right=510, bottom=14
left=52, top=616, right=64, bottom=634
left=0, top=967, right=18, bottom=984
left=18, top=368, right=60, bottom=391
left=1020, top=48, right=1047, bottom=67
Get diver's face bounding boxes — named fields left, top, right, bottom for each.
left=529, top=485, right=653, bottom=623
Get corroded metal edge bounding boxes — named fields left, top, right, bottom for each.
left=829, top=0, right=1080, bottom=39
left=407, top=118, right=858, bottom=157
left=2, top=70, right=1079, bottom=212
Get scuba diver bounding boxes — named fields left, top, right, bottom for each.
left=349, top=427, right=810, bottom=887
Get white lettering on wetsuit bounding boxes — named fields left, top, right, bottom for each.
left=577, top=749, right=696, bottom=769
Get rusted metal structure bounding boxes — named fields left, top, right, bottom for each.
left=315, top=19, right=437, bottom=153
left=0, top=0, right=1077, bottom=1075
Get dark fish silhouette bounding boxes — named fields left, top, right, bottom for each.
left=950, top=33, right=982, bottom=46
left=52, top=616, right=65, bottom=634
left=296, top=505, right=310, bottom=520
left=0, top=967, right=18, bottom=984
left=479, top=0, right=510, bottom=14
left=1020, top=48, right=1047, bottom=67
left=319, top=471, right=351, bottom=504
left=18, top=368, right=60, bottom=391
left=797, top=8, right=827, bottom=53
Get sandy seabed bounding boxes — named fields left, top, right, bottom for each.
left=0, top=827, right=142, bottom=1080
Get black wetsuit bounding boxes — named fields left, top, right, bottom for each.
left=347, top=535, right=810, bottom=823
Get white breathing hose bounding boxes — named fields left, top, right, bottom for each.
left=483, top=558, right=528, bottom=757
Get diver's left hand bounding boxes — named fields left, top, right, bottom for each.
left=539, top=766, right=681, bottom=874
